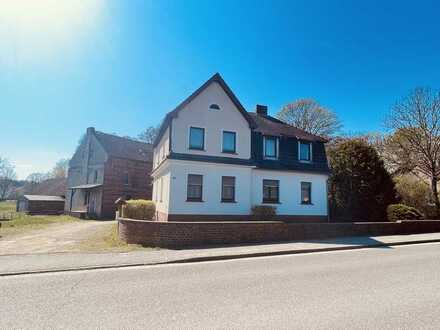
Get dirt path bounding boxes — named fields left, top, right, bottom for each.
left=0, top=221, right=115, bottom=255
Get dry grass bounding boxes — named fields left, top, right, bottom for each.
left=0, top=200, right=16, bottom=213
left=79, top=223, right=153, bottom=252
left=0, top=200, right=79, bottom=236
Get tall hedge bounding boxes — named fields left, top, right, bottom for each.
left=328, top=139, right=397, bottom=221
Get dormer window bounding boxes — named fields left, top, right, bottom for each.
left=264, top=136, right=278, bottom=159
left=299, top=141, right=312, bottom=162
left=209, top=104, right=220, bottom=110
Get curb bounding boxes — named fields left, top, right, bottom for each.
left=2, top=238, right=440, bottom=277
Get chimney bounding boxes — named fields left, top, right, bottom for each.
left=87, top=127, right=95, bottom=135
left=256, top=104, right=268, bottom=116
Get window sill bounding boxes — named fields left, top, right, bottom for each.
left=299, top=160, right=312, bottom=163
left=262, top=201, right=281, bottom=204
left=264, top=157, right=278, bottom=161
left=221, top=200, right=236, bottom=203
left=186, top=199, right=204, bottom=203
left=222, top=151, right=237, bottom=155
left=301, top=202, right=313, bottom=205
left=189, top=147, right=206, bottom=151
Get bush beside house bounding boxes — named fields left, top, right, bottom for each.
left=122, top=200, right=155, bottom=220
left=387, top=204, right=424, bottom=222
left=328, top=139, right=398, bottom=222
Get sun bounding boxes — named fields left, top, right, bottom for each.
left=0, top=0, right=105, bottom=67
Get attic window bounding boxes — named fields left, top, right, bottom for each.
left=209, top=104, right=220, bottom=110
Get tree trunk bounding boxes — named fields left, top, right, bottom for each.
left=431, top=176, right=440, bottom=218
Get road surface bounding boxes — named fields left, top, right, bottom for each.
left=2, top=243, right=440, bottom=329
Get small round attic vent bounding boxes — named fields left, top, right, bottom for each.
left=209, top=104, right=220, bottom=110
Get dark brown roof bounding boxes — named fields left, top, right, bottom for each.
left=249, top=113, right=328, bottom=142
left=153, top=73, right=256, bottom=147
left=94, top=131, right=153, bottom=162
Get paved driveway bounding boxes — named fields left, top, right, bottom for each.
left=0, top=221, right=115, bottom=255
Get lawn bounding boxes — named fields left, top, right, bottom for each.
left=0, top=200, right=79, bottom=235
left=0, top=200, right=16, bottom=213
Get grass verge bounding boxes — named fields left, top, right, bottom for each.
left=79, top=223, right=153, bottom=252
left=1, top=200, right=79, bottom=236
left=0, top=214, right=79, bottom=236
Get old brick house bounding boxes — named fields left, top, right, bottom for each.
left=65, top=127, right=153, bottom=219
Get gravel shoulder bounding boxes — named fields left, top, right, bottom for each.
left=0, top=220, right=116, bottom=255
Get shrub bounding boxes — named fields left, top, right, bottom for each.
left=251, top=205, right=277, bottom=220
left=327, top=138, right=397, bottom=221
left=122, top=200, right=156, bottom=220
left=387, top=204, right=424, bottom=222
left=394, top=174, right=433, bottom=217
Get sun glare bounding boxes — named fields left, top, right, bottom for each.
left=0, top=0, right=105, bottom=67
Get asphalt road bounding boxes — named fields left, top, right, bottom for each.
left=2, top=243, right=440, bottom=329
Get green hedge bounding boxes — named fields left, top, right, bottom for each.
left=122, top=200, right=156, bottom=220
left=387, top=204, right=424, bottom=222
left=251, top=205, right=277, bottom=220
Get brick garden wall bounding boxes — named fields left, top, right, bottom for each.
left=118, top=218, right=440, bottom=248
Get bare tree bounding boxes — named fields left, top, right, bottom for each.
left=50, top=159, right=69, bottom=179
left=385, top=87, right=440, bottom=216
left=277, top=99, right=342, bottom=137
left=0, top=157, right=17, bottom=200
left=138, top=125, right=159, bottom=144
left=27, top=173, right=49, bottom=183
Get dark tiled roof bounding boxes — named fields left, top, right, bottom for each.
left=248, top=113, right=327, bottom=142
left=95, top=131, right=153, bottom=162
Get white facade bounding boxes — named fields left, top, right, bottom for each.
left=152, top=74, right=329, bottom=220
left=152, top=159, right=328, bottom=217
left=169, top=81, right=251, bottom=160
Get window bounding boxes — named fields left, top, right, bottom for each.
left=264, top=136, right=278, bottom=159
left=209, top=103, right=220, bottom=110
left=93, top=170, right=98, bottom=183
left=222, top=131, right=236, bottom=153
left=299, top=141, right=312, bottom=162
left=263, top=179, right=279, bottom=203
left=159, top=177, right=163, bottom=202
left=189, top=127, right=205, bottom=150
left=301, top=182, right=312, bottom=204
left=187, top=174, right=203, bottom=202
left=123, top=172, right=129, bottom=185
left=221, top=176, right=236, bottom=202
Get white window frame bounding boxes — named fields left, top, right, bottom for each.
left=221, top=129, right=238, bottom=154
left=263, top=136, right=279, bottom=160
left=187, top=126, right=206, bottom=151
left=298, top=141, right=312, bottom=163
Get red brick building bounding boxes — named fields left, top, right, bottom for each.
left=65, top=127, right=153, bottom=219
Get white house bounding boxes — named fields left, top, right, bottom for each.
left=151, top=73, right=330, bottom=222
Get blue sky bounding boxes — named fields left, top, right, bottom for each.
left=1, top=0, right=440, bottom=179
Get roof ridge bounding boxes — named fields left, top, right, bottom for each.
left=95, top=130, right=152, bottom=146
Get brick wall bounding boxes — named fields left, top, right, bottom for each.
left=118, top=219, right=440, bottom=248
left=101, top=157, right=152, bottom=218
